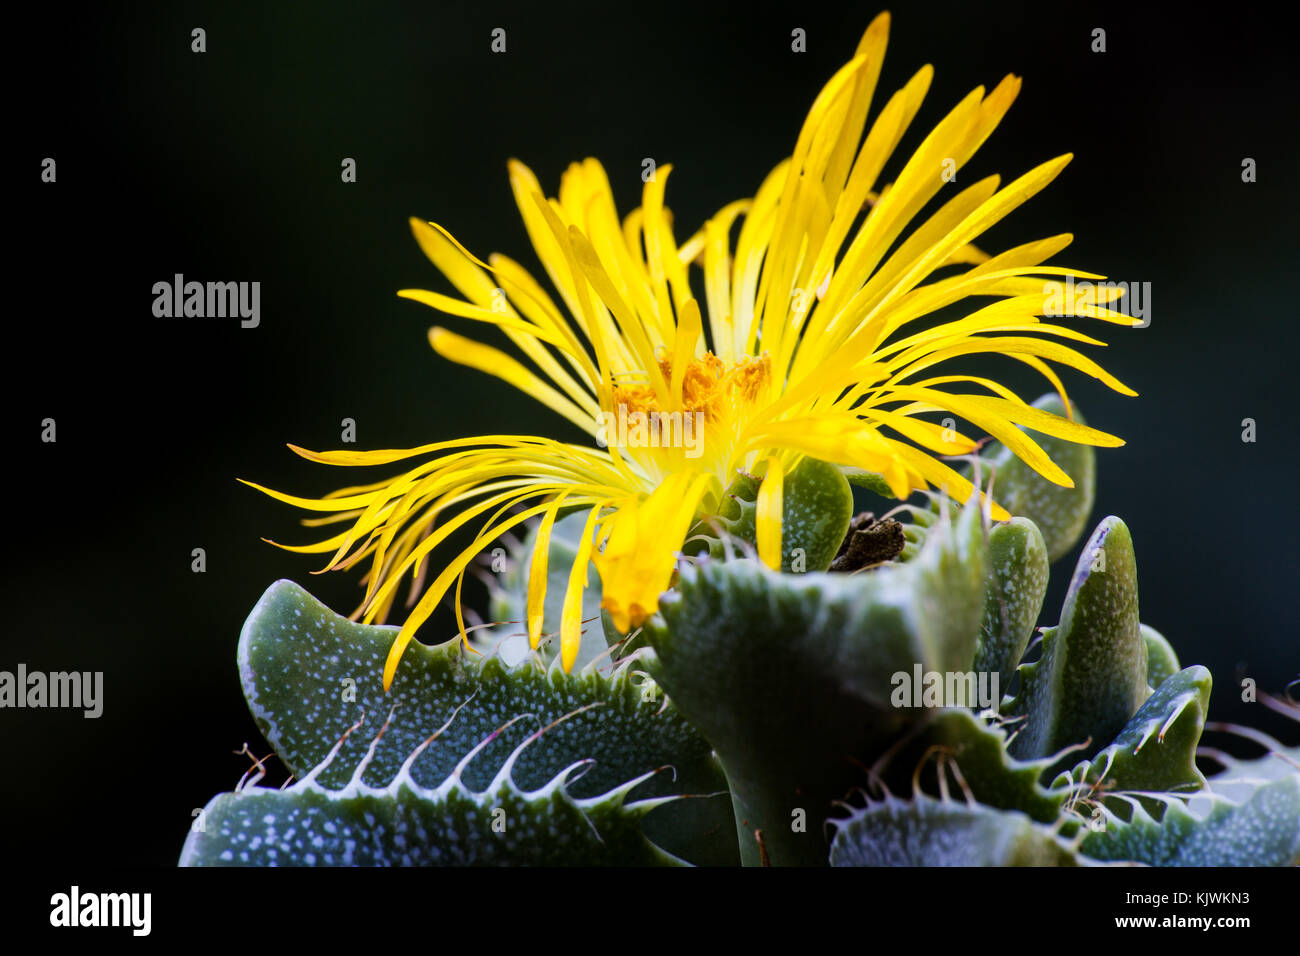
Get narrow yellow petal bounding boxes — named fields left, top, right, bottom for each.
left=383, top=497, right=555, bottom=690
left=526, top=494, right=568, bottom=648
left=956, top=394, right=1124, bottom=447
left=886, top=440, right=1012, bottom=521
left=888, top=336, right=1137, bottom=397
left=876, top=385, right=1074, bottom=487
left=670, top=297, right=703, bottom=404
left=756, top=457, right=784, bottom=570
left=560, top=505, right=605, bottom=672
left=427, top=327, right=596, bottom=434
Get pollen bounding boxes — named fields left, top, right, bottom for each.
left=611, top=352, right=772, bottom=423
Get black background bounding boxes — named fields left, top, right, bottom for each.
left=6, top=0, right=1297, bottom=867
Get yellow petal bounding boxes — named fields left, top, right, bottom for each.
left=560, top=505, right=605, bottom=672
left=756, top=457, right=784, bottom=570
left=526, top=494, right=568, bottom=648
left=427, top=326, right=596, bottom=435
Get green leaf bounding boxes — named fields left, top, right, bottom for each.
left=1079, top=775, right=1300, bottom=866
left=646, top=499, right=988, bottom=865
left=1201, top=699, right=1300, bottom=801
left=1142, top=624, right=1181, bottom=691
left=974, top=393, right=1097, bottom=562
left=1008, top=517, right=1147, bottom=770
left=180, top=721, right=685, bottom=866
left=975, top=517, right=1049, bottom=692
left=829, top=795, right=1083, bottom=866
left=877, top=709, right=1069, bottom=824
left=710, top=456, right=853, bottom=573
left=1207, top=746, right=1300, bottom=801
left=1054, top=666, right=1210, bottom=798
left=236, top=580, right=736, bottom=865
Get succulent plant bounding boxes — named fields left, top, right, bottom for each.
left=184, top=394, right=1300, bottom=867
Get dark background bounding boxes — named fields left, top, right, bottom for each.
left=6, top=0, right=1296, bottom=866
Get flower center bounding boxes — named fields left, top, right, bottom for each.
left=610, top=351, right=771, bottom=423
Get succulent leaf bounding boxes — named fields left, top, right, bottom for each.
left=710, top=456, right=853, bottom=573
left=1054, top=666, right=1210, bottom=798
left=233, top=579, right=735, bottom=864
left=1008, top=517, right=1147, bottom=769
left=1078, top=774, right=1300, bottom=866
left=180, top=724, right=684, bottom=866
left=1141, top=624, right=1181, bottom=691
left=646, top=499, right=987, bottom=865
left=878, top=709, right=1069, bottom=824
left=975, top=517, right=1050, bottom=692
left=829, top=794, right=1083, bottom=866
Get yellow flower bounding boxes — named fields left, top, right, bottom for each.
left=245, top=12, right=1136, bottom=689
